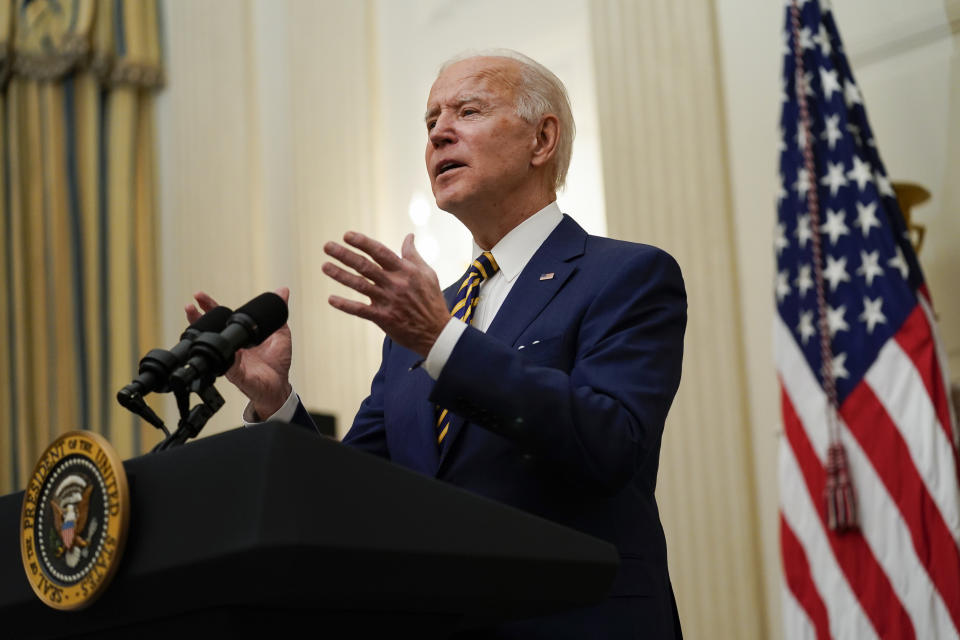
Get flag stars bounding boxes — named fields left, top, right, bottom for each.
left=856, top=250, right=884, bottom=286
left=813, top=24, right=832, bottom=56
left=794, top=168, right=812, bottom=199
left=799, top=27, right=815, bottom=51
left=844, top=79, right=862, bottom=108
left=797, top=310, right=816, bottom=345
left=776, top=270, right=792, bottom=303
left=830, top=352, right=850, bottom=379
left=824, top=254, right=851, bottom=291
left=875, top=173, right=895, bottom=198
left=859, top=296, right=887, bottom=334
left=847, top=123, right=862, bottom=146
left=775, top=222, right=789, bottom=256
left=854, top=201, right=881, bottom=237
left=820, top=161, right=848, bottom=196
left=826, top=303, right=849, bottom=337
left=820, top=209, right=849, bottom=245
left=821, top=114, right=843, bottom=150
left=846, top=156, right=873, bottom=191
left=795, top=264, right=814, bottom=297
left=796, top=121, right=810, bottom=149
left=888, top=246, right=910, bottom=279
left=796, top=70, right=815, bottom=98
left=795, top=214, right=813, bottom=248
left=820, top=66, right=842, bottom=100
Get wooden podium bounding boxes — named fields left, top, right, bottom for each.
left=0, top=423, right=618, bottom=638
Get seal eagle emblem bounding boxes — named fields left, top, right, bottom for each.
left=20, top=431, right=130, bottom=610
left=50, top=475, right=96, bottom=566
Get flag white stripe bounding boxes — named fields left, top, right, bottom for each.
left=866, top=338, right=960, bottom=544
left=918, top=295, right=959, bottom=448
left=777, top=316, right=957, bottom=638
left=782, top=578, right=819, bottom=640
left=774, top=317, right=831, bottom=457
left=780, top=438, right=878, bottom=639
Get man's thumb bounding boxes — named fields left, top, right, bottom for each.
left=401, top=233, right=422, bottom=263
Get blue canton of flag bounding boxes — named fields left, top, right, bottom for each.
left=777, top=1, right=923, bottom=400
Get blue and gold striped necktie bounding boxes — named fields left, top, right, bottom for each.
left=436, top=251, right=499, bottom=446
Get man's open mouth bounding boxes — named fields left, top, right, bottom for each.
left=437, top=162, right=465, bottom=176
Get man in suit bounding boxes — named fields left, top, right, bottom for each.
left=188, top=50, right=685, bottom=638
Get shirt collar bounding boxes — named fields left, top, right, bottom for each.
left=472, top=201, right=564, bottom=283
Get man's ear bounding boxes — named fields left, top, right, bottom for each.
left=530, top=114, right=560, bottom=169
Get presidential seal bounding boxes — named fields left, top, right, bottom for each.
left=20, top=431, right=130, bottom=610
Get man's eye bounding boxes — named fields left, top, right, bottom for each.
left=427, top=121, right=436, bottom=130
left=462, top=108, right=477, bottom=116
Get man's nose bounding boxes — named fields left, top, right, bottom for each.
left=429, top=113, right=456, bottom=146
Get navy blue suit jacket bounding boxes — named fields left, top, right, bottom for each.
left=330, top=215, right=686, bottom=638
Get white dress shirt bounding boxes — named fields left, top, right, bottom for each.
left=422, top=201, right=563, bottom=378
left=245, top=201, right=564, bottom=425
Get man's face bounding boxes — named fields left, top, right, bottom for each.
left=425, top=58, right=537, bottom=214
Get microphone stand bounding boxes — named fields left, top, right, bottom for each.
left=152, top=379, right=225, bottom=452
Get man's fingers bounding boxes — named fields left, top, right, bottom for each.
left=322, top=262, right=381, bottom=300
left=193, top=291, right=220, bottom=313
left=324, top=241, right=390, bottom=285
left=274, top=286, right=290, bottom=304
left=185, top=304, right=202, bottom=324
left=328, top=295, right=377, bottom=321
left=400, top=233, right=423, bottom=265
left=343, top=231, right=404, bottom=271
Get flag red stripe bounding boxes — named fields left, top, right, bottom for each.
left=781, top=511, right=832, bottom=640
left=895, top=305, right=957, bottom=463
left=841, top=382, right=960, bottom=632
left=781, top=386, right=915, bottom=639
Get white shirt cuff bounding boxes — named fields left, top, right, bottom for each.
left=424, top=318, right=468, bottom=380
left=242, top=389, right=300, bottom=425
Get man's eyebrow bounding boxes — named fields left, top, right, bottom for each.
left=424, top=94, right=491, bottom=122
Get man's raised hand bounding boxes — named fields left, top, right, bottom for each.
left=322, top=232, right=450, bottom=357
left=184, top=288, right=293, bottom=419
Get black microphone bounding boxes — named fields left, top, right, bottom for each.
left=169, top=292, right=288, bottom=391
left=117, top=306, right=234, bottom=410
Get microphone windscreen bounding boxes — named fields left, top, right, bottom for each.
left=234, top=292, right=288, bottom=344
left=186, top=305, right=234, bottom=336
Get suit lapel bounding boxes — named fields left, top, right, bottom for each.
left=489, top=214, right=586, bottom=345
left=436, top=215, right=587, bottom=471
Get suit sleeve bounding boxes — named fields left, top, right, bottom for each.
left=340, top=336, right=392, bottom=459
left=429, top=248, right=686, bottom=495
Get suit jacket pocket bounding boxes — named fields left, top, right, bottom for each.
left=516, top=335, right=564, bottom=368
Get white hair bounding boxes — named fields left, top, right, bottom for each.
left=438, top=49, right=576, bottom=192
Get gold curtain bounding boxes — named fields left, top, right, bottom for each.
left=0, top=0, right=163, bottom=494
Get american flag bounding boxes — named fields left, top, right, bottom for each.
left=776, top=1, right=960, bottom=638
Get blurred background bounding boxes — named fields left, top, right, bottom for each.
left=1, top=0, right=958, bottom=637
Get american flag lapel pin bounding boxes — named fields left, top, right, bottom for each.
left=539, top=272, right=555, bottom=280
